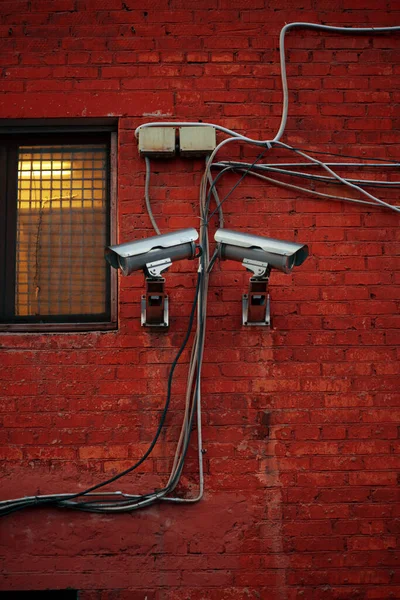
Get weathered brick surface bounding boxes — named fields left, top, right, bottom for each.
left=0, top=1, right=400, bottom=598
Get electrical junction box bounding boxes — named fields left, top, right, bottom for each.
left=138, top=127, right=176, bottom=157
left=179, top=126, right=216, bottom=157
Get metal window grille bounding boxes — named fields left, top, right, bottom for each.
left=16, top=145, right=108, bottom=317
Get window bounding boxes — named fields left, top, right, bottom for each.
left=0, top=123, right=117, bottom=331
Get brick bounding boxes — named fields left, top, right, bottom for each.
left=348, top=537, right=397, bottom=552
left=4, top=66, right=52, bottom=78
left=67, top=52, right=91, bottom=64
left=79, top=445, right=129, bottom=459
left=0, top=447, right=23, bottom=460
left=0, top=91, right=174, bottom=117
left=24, top=447, right=77, bottom=460
left=0, top=81, right=24, bottom=92
left=31, top=0, right=76, bottom=9
left=26, top=80, right=74, bottom=91
left=349, top=472, right=398, bottom=486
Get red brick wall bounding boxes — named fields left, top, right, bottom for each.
left=1, top=1, right=400, bottom=599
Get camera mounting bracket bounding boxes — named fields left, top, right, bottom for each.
left=242, top=258, right=269, bottom=279
left=242, top=269, right=271, bottom=327
left=141, top=277, right=169, bottom=328
left=145, top=258, right=172, bottom=278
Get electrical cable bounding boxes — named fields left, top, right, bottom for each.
left=207, top=248, right=219, bottom=273
left=0, top=160, right=211, bottom=516
left=206, top=155, right=224, bottom=228
left=134, top=24, right=400, bottom=501
left=81, top=251, right=207, bottom=512
left=214, top=161, right=400, bottom=188
left=135, top=121, right=267, bottom=146
left=162, top=155, right=226, bottom=503
left=0, top=271, right=203, bottom=515
left=215, top=162, right=400, bottom=168
left=206, top=152, right=267, bottom=224
left=220, top=165, right=380, bottom=207
left=0, top=162, right=211, bottom=515
left=275, top=23, right=400, bottom=143
left=62, top=309, right=205, bottom=513
left=164, top=166, right=216, bottom=502
left=135, top=24, right=400, bottom=218
left=211, top=159, right=399, bottom=211
left=62, top=269, right=201, bottom=500
left=135, top=26, right=400, bottom=501
left=275, top=141, right=400, bottom=213
left=150, top=155, right=222, bottom=506
left=65, top=296, right=205, bottom=513
left=289, top=145, right=400, bottom=165
left=204, top=166, right=235, bottom=218
left=144, top=156, right=161, bottom=235
left=134, top=26, right=400, bottom=150
left=142, top=155, right=206, bottom=504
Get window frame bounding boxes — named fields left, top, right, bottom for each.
left=0, top=122, right=118, bottom=333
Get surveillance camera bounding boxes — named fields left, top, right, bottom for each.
left=214, top=228, right=309, bottom=326
left=105, top=228, right=199, bottom=277
left=214, top=229, right=308, bottom=275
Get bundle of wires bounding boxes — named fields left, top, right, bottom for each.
left=0, top=266, right=204, bottom=515
left=135, top=24, right=400, bottom=215
left=1, top=21, right=399, bottom=517
left=0, top=135, right=224, bottom=518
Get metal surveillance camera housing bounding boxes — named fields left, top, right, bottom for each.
left=105, top=228, right=199, bottom=328
left=105, top=228, right=199, bottom=278
left=214, top=229, right=309, bottom=276
left=214, top=229, right=309, bottom=326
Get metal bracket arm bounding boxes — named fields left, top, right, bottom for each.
left=145, top=258, right=172, bottom=278
left=242, top=258, right=269, bottom=278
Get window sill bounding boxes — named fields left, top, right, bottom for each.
left=0, top=320, right=118, bottom=333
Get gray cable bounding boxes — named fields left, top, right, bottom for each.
left=228, top=167, right=379, bottom=207
left=206, top=155, right=224, bottom=228
left=214, top=162, right=400, bottom=188
left=145, top=156, right=161, bottom=235
left=275, top=23, right=400, bottom=143
left=275, top=141, right=400, bottom=213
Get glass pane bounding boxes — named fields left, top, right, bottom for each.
left=15, top=145, right=108, bottom=317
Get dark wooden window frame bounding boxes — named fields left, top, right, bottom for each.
left=0, top=122, right=118, bottom=332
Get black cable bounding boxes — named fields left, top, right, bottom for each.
left=291, top=144, right=400, bottom=165
left=206, top=158, right=225, bottom=227
left=74, top=221, right=208, bottom=513
left=0, top=271, right=202, bottom=516
left=2, top=144, right=267, bottom=517
left=206, top=151, right=267, bottom=224
left=68, top=266, right=205, bottom=512
left=65, top=259, right=207, bottom=513
left=207, top=248, right=219, bottom=273
left=202, top=166, right=235, bottom=222
left=72, top=261, right=206, bottom=511
left=213, top=162, right=400, bottom=189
